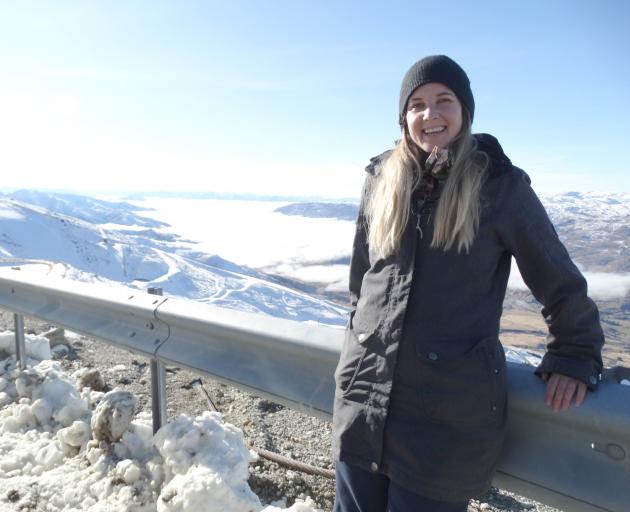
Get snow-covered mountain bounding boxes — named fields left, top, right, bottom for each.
left=277, top=191, right=630, bottom=274
left=540, top=191, right=630, bottom=273
left=1, top=189, right=628, bottom=328
left=274, top=202, right=358, bottom=221
left=0, top=196, right=347, bottom=326
left=3, top=190, right=166, bottom=228
left=275, top=194, right=630, bottom=346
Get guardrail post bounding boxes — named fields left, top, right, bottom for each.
left=148, top=287, right=167, bottom=434
left=14, top=313, right=26, bottom=370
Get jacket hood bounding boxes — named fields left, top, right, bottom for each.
left=473, top=133, right=512, bottom=178
left=365, top=149, right=392, bottom=176
left=364, top=133, right=512, bottom=178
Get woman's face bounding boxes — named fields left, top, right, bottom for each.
left=405, top=82, right=463, bottom=153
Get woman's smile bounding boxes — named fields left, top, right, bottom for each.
left=423, top=126, right=446, bottom=134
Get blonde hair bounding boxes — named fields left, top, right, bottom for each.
left=366, top=110, right=488, bottom=258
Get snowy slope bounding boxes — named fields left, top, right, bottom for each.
left=2, top=189, right=627, bottom=325
left=0, top=198, right=184, bottom=281
left=4, top=190, right=166, bottom=228
left=0, top=197, right=347, bottom=325
left=540, top=191, right=630, bottom=272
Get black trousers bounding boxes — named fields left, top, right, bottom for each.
left=334, top=461, right=470, bottom=512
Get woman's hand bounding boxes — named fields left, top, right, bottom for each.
left=541, top=372, right=587, bottom=412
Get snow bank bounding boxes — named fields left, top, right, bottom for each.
left=154, top=412, right=261, bottom=511
left=0, top=333, right=323, bottom=511
left=0, top=331, right=51, bottom=361
left=504, top=349, right=543, bottom=366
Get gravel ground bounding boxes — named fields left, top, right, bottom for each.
left=0, top=309, right=563, bottom=512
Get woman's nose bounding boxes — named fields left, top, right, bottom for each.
left=422, top=104, right=439, bottom=120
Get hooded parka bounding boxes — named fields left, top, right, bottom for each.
left=332, top=134, right=604, bottom=502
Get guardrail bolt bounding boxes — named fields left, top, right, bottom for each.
left=591, top=442, right=626, bottom=461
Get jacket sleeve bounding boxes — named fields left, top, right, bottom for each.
left=348, top=174, right=374, bottom=313
left=496, top=169, right=604, bottom=390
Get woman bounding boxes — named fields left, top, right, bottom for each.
left=332, top=55, right=604, bottom=511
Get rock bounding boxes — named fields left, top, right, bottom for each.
left=42, top=327, right=66, bottom=347
left=52, top=344, right=70, bottom=357
left=91, top=390, right=137, bottom=442
left=77, top=368, right=106, bottom=391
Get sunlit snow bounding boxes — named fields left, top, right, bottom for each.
left=0, top=333, right=323, bottom=512
left=135, top=197, right=630, bottom=301
left=2, top=193, right=629, bottom=316
left=0, top=197, right=349, bottom=326
left=1, top=191, right=626, bottom=510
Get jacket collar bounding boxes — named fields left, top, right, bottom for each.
left=365, top=150, right=392, bottom=176
left=364, top=133, right=512, bottom=178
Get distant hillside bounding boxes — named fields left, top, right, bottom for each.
left=278, top=192, right=630, bottom=274
left=541, top=191, right=630, bottom=273
left=274, top=202, right=358, bottom=221
left=4, top=190, right=167, bottom=228
left=0, top=195, right=347, bottom=325
left=1, top=189, right=627, bottom=330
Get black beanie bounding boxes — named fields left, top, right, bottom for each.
left=398, top=55, right=474, bottom=126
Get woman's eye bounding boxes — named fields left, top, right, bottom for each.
left=409, top=103, right=425, bottom=111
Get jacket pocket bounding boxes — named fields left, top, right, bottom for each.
left=335, top=327, right=376, bottom=400
left=416, top=336, right=507, bottom=427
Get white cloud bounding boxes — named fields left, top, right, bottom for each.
left=508, top=259, right=630, bottom=300
left=136, top=198, right=356, bottom=269
left=582, top=271, right=630, bottom=300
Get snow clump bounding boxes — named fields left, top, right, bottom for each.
left=0, top=330, right=323, bottom=511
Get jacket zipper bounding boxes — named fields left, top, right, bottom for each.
left=414, top=198, right=435, bottom=239
left=415, top=215, right=424, bottom=239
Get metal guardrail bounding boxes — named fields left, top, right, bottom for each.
left=153, top=296, right=341, bottom=419
left=0, top=267, right=628, bottom=512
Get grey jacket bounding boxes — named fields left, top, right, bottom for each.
left=332, top=134, right=604, bottom=501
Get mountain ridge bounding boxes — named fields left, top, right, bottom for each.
left=0, top=196, right=347, bottom=326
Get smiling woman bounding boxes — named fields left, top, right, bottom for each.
left=332, top=55, right=605, bottom=512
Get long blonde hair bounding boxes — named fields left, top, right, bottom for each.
left=366, top=110, right=488, bottom=259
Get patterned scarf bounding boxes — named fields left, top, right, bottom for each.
left=418, top=146, right=450, bottom=200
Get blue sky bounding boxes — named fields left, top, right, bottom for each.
left=0, top=1, right=628, bottom=198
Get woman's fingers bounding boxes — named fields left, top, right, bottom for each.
left=545, top=374, right=587, bottom=411
left=551, top=374, right=569, bottom=411
left=545, top=373, right=560, bottom=407
left=574, top=381, right=588, bottom=407
left=559, top=379, right=577, bottom=411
